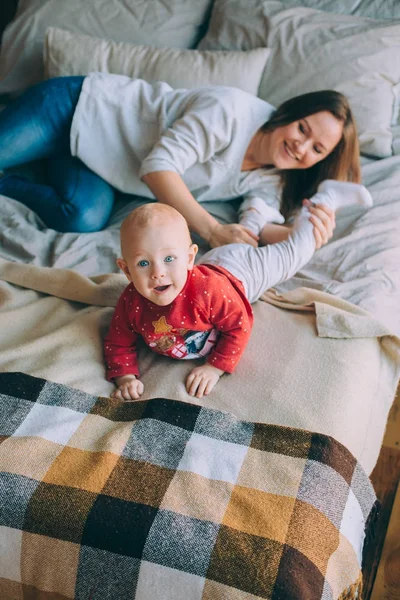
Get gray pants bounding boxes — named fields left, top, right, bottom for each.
left=200, top=206, right=315, bottom=303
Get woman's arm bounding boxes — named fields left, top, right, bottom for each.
left=259, top=203, right=336, bottom=249
left=141, top=170, right=258, bottom=247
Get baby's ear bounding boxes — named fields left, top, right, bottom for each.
left=116, top=258, right=132, bottom=281
left=188, top=244, right=198, bottom=270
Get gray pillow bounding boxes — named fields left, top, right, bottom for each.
left=0, top=0, right=213, bottom=96
left=199, top=0, right=400, bottom=157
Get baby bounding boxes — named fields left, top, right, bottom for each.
left=105, top=180, right=372, bottom=400
left=104, top=203, right=253, bottom=400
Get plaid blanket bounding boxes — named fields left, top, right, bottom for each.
left=0, top=373, right=376, bottom=600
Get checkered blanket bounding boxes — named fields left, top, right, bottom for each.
left=0, top=373, right=376, bottom=600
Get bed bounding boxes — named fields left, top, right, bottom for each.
left=0, top=1, right=399, bottom=599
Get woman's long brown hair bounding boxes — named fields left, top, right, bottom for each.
left=262, top=90, right=361, bottom=220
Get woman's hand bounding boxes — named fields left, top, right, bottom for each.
left=142, top=172, right=259, bottom=247
left=303, top=199, right=336, bottom=249
left=208, top=223, right=259, bottom=248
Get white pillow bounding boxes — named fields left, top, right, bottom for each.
left=43, top=27, right=271, bottom=97
left=0, top=0, right=213, bottom=96
left=199, top=0, right=400, bottom=158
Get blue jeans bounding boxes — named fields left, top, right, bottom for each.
left=0, top=76, right=115, bottom=232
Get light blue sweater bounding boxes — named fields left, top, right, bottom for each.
left=70, top=72, right=284, bottom=223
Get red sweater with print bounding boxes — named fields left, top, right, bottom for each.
left=104, top=264, right=253, bottom=379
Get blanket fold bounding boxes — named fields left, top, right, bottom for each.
left=0, top=257, right=125, bottom=307
left=262, top=287, right=400, bottom=341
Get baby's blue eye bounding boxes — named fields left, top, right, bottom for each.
left=164, top=255, right=174, bottom=263
left=137, top=260, right=149, bottom=267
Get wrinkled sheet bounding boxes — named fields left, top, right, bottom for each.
left=272, top=154, right=400, bottom=336
left=1, top=152, right=400, bottom=335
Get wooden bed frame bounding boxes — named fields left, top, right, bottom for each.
left=363, top=384, right=400, bottom=598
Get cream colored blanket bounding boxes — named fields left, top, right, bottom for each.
left=1, top=258, right=399, bottom=475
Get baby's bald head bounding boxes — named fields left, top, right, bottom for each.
left=117, top=203, right=198, bottom=306
left=120, top=203, right=192, bottom=258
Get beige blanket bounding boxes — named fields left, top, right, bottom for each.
left=1, top=257, right=399, bottom=475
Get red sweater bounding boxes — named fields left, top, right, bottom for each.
left=104, top=264, right=253, bottom=379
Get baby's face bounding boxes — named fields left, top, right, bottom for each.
left=119, top=220, right=197, bottom=306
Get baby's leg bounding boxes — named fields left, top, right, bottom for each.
left=202, top=181, right=372, bottom=302
left=202, top=212, right=316, bottom=302
left=238, top=197, right=270, bottom=235
left=246, top=180, right=372, bottom=245
left=313, top=179, right=372, bottom=209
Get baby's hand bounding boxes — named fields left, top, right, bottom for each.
left=186, top=364, right=224, bottom=399
left=112, top=375, right=144, bottom=401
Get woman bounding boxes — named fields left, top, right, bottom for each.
left=0, top=73, right=359, bottom=246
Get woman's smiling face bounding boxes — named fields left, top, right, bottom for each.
left=263, top=110, right=344, bottom=170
